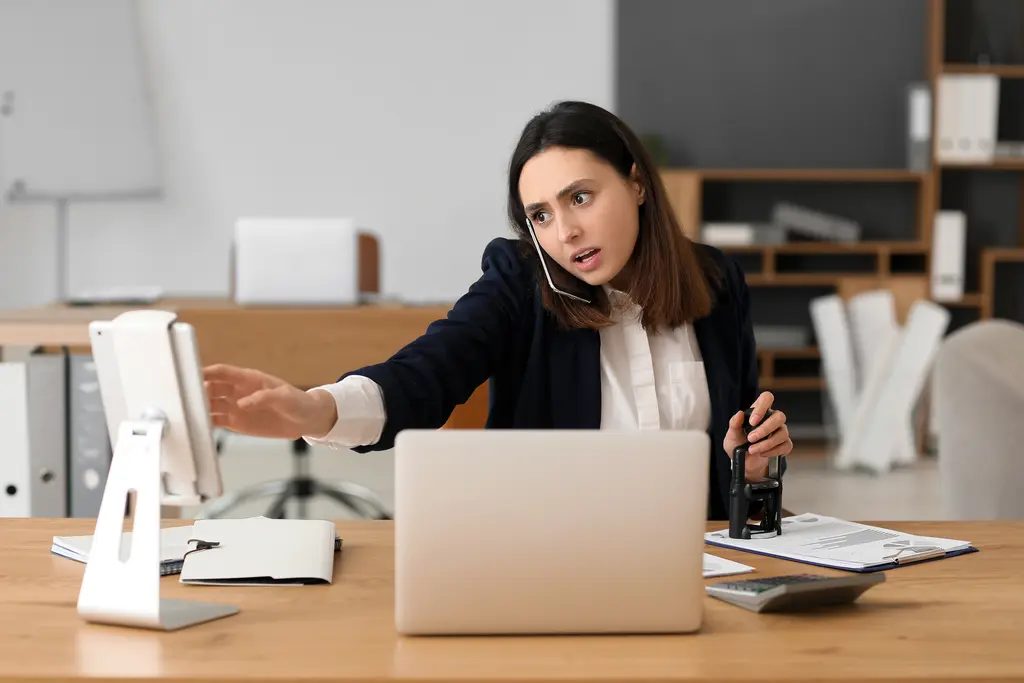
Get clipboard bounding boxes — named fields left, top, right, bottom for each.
left=703, top=538, right=979, bottom=573
left=703, top=513, right=980, bottom=573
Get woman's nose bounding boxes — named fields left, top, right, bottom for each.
left=557, top=215, right=581, bottom=243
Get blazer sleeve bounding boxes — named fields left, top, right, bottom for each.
left=729, top=256, right=760, bottom=409
left=340, top=237, right=532, bottom=452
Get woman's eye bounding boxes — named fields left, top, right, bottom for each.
left=533, top=211, right=550, bottom=225
left=572, top=191, right=592, bottom=206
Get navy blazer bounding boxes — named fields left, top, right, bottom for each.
left=342, top=237, right=760, bottom=520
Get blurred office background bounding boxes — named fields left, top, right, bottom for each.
left=2, top=0, right=1023, bottom=522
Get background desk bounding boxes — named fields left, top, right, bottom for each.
left=0, top=300, right=488, bottom=517
left=0, top=518, right=1020, bottom=683
left=0, top=299, right=488, bottom=428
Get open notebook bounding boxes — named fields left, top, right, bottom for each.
left=180, top=517, right=340, bottom=586
left=52, top=524, right=194, bottom=576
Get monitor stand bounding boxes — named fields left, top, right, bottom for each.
left=76, top=417, right=239, bottom=631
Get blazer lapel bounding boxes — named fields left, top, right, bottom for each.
left=548, top=327, right=601, bottom=429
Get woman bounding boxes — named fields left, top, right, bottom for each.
left=204, top=100, right=793, bottom=520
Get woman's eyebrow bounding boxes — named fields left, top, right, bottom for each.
left=524, top=179, right=594, bottom=214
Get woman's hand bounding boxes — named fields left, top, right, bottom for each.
left=203, top=364, right=337, bottom=440
left=723, top=391, right=792, bottom=480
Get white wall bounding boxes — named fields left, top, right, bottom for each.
left=0, top=0, right=614, bottom=309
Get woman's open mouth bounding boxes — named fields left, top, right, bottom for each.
left=573, top=248, right=602, bottom=272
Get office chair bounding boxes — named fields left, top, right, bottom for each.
left=201, top=433, right=392, bottom=520
left=200, top=219, right=392, bottom=520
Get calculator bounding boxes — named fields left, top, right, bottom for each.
left=705, top=572, right=886, bottom=613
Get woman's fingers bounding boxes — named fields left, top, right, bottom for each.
left=748, top=409, right=786, bottom=443
left=208, top=396, right=236, bottom=415
left=748, top=391, right=775, bottom=426
left=210, top=412, right=234, bottom=429
left=203, top=364, right=247, bottom=382
left=750, top=442, right=791, bottom=460
left=750, top=408, right=785, bottom=439
left=204, top=380, right=237, bottom=399
left=749, top=425, right=789, bottom=455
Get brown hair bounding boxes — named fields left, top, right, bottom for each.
left=507, top=101, right=720, bottom=331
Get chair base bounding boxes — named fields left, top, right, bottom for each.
left=206, top=437, right=392, bottom=520
left=201, top=476, right=392, bottom=520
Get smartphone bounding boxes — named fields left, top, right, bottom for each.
left=525, top=217, right=593, bottom=304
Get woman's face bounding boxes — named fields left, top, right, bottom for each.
left=518, top=146, right=644, bottom=291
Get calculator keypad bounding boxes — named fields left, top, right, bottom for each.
left=717, top=574, right=832, bottom=593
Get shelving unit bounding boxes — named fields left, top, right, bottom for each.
left=656, top=0, right=1024, bottom=409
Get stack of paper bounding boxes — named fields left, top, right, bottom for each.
left=51, top=524, right=196, bottom=575
left=705, top=513, right=976, bottom=572
left=703, top=553, right=754, bottom=578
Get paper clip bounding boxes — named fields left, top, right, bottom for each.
left=183, top=538, right=221, bottom=561
left=883, top=546, right=945, bottom=564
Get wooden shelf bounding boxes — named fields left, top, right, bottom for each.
left=938, top=293, right=984, bottom=308
left=978, top=249, right=1024, bottom=319
left=759, top=377, right=824, bottom=390
left=940, top=159, right=1024, bottom=171
left=942, top=63, right=1024, bottom=78
left=744, top=273, right=847, bottom=287
left=688, top=168, right=926, bottom=182
left=719, top=241, right=927, bottom=255
left=760, top=346, right=820, bottom=358
left=984, top=247, right=1024, bottom=261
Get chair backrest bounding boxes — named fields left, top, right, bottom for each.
left=934, top=319, right=1024, bottom=519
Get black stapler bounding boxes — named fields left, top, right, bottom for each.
left=729, top=407, right=785, bottom=540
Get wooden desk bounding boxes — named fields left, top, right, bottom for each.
left=0, top=298, right=489, bottom=428
left=0, top=518, right=1021, bottom=682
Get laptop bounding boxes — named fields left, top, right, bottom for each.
left=393, top=429, right=710, bottom=635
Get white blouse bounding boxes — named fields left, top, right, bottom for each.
left=598, top=286, right=711, bottom=433
left=306, top=287, right=713, bottom=447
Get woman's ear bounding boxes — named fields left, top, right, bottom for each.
left=630, top=163, right=645, bottom=205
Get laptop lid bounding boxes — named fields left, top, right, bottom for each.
left=393, top=429, right=710, bottom=635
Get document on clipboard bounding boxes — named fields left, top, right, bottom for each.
left=704, top=513, right=978, bottom=572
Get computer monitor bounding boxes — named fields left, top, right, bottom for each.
left=88, top=312, right=222, bottom=504
left=76, top=309, right=238, bottom=631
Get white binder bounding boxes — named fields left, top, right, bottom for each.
left=0, top=363, right=31, bottom=518
left=932, top=211, right=966, bottom=301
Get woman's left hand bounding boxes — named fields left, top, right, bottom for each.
left=723, top=391, right=793, bottom=480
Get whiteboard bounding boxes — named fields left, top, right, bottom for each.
left=0, top=0, right=160, bottom=197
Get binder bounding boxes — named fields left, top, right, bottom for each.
left=68, top=353, right=112, bottom=518
left=932, top=210, right=967, bottom=301
left=705, top=513, right=978, bottom=573
left=26, top=353, right=68, bottom=517
left=0, top=363, right=31, bottom=517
